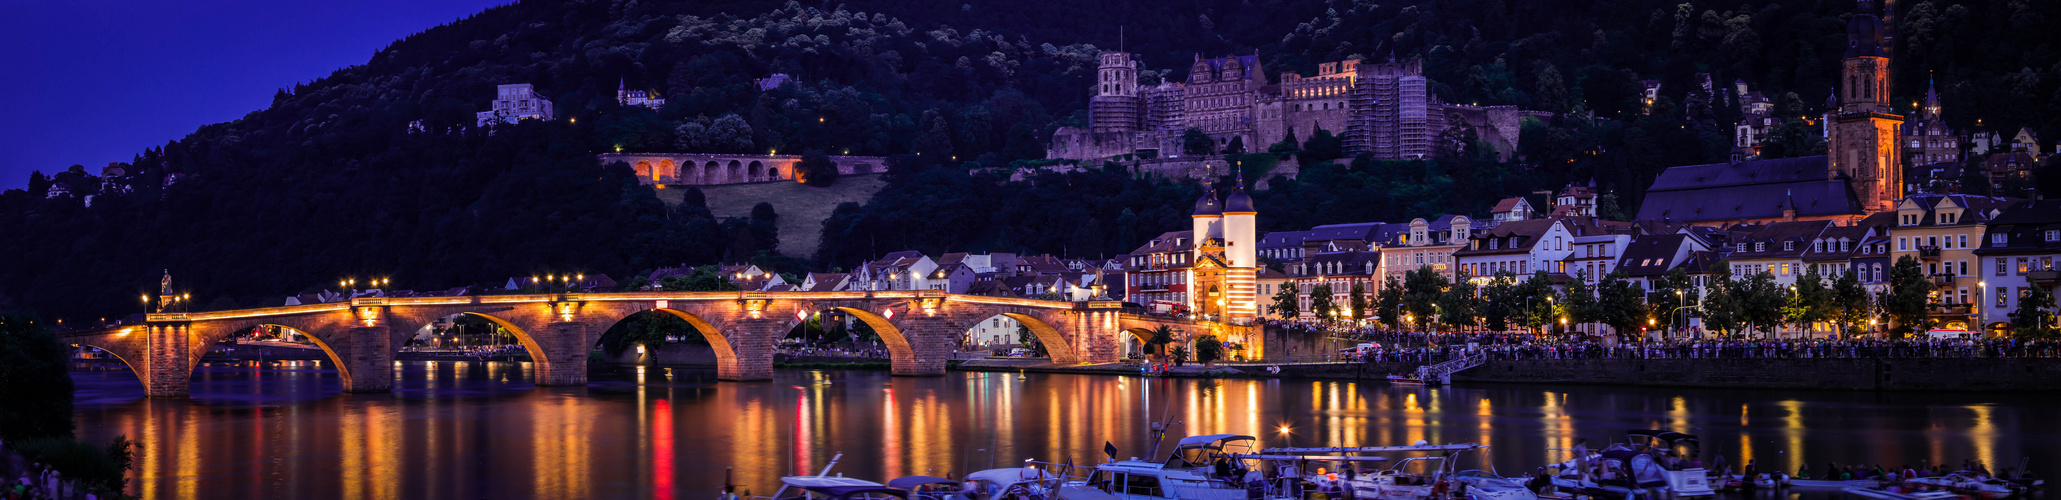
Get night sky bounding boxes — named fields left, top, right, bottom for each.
left=0, top=0, right=508, bottom=190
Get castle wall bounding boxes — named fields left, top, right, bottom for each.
left=597, top=153, right=886, bottom=187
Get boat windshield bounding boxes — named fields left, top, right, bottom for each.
left=1166, top=434, right=1256, bottom=469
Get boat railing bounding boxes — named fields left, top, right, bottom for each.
left=1416, top=352, right=1488, bottom=384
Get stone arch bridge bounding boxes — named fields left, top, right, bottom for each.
left=598, top=153, right=885, bottom=186
left=58, top=291, right=1236, bottom=398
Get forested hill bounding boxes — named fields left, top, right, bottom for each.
left=4, top=0, right=2057, bottom=322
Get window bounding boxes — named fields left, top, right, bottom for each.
left=1784, top=241, right=1795, bottom=251
left=1999, top=259, right=2010, bottom=276
left=1998, top=287, right=2010, bottom=308
left=1929, top=236, right=1939, bottom=248
left=1756, top=242, right=1766, bottom=252
left=1899, top=237, right=1909, bottom=251
left=2019, top=258, right=2031, bottom=274
left=1959, top=261, right=1968, bottom=276
left=1959, top=288, right=1969, bottom=305
left=1959, top=235, right=1968, bottom=248
left=1781, top=263, right=1792, bottom=275
left=1997, top=233, right=2010, bottom=245
left=2049, top=230, right=2060, bottom=242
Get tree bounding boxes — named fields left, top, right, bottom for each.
left=1016, top=324, right=1045, bottom=356
left=1734, top=271, right=1787, bottom=339
left=659, top=265, right=743, bottom=291
left=1300, top=126, right=1344, bottom=164
left=1146, top=325, right=1175, bottom=360
left=2011, top=285, right=2058, bottom=339
left=1829, top=270, right=1874, bottom=338
left=1269, top=284, right=1300, bottom=319
left=1438, top=273, right=1479, bottom=331
left=1376, top=276, right=1404, bottom=328
left=1700, top=263, right=1743, bottom=337
left=1268, top=128, right=1301, bottom=154
left=1310, top=283, right=1336, bottom=322
left=1884, top=255, right=1938, bottom=336
left=1224, top=136, right=1245, bottom=155
left=0, top=312, right=73, bottom=441
left=1563, top=272, right=1600, bottom=337
left=1479, top=271, right=1520, bottom=331
left=1593, top=272, right=1649, bottom=342
left=1194, top=334, right=1223, bottom=367
left=1181, top=128, right=1215, bottom=156
left=1784, top=266, right=1834, bottom=338
left=1348, top=281, right=1370, bottom=322
left=1648, top=268, right=1699, bottom=336
left=1402, top=267, right=1447, bottom=331
left=795, top=149, right=841, bottom=186
left=1759, top=118, right=1827, bottom=159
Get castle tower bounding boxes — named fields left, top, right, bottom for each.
left=1090, top=52, right=1141, bottom=133
left=1828, top=0, right=1904, bottom=212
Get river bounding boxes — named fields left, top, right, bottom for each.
left=69, top=361, right=2059, bottom=499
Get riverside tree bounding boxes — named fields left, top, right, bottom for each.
left=1884, top=255, right=1938, bottom=335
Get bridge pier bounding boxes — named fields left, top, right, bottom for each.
left=893, top=316, right=957, bottom=376
left=338, top=326, right=393, bottom=393
left=716, top=319, right=780, bottom=381
left=534, top=322, right=592, bottom=386
left=145, top=324, right=193, bottom=398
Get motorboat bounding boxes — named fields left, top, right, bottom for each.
left=888, top=476, right=967, bottom=500
left=1904, top=472, right=2020, bottom=498
left=1388, top=374, right=1428, bottom=386
left=1081, top=434, right=1271, bottom=499
left=1621, top=430, right=1715, bottom=498
left=1451, top=470, right=1541, bottom=500
left=766, top=476, right=909, bottom=500
left=749, top=453, right=909, bottom=500
left=1260, top=441, right=1489, bottom=500
left=960, top=467, right=1061, bottom=500
left=1782, top=478, right=1881, bottom=490
left=1842, top=485, right=1969, bottom=500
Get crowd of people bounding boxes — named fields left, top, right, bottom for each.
left=1316, top=325, right=2061, bottom=363
left=0, top=441, right=108, bottom=500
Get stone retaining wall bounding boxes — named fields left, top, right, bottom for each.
left=1248, top=358, right=2061, bottom=391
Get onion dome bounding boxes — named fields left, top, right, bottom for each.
left=1844, top=0, right=1885, bottom=58
left=1192, top=189, right=1222, bottom=217
left=1224, top=186, right=1255, bottom=213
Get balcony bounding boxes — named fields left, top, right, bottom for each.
left=1928, top=274, right=1956, bottom=287
left=1927, top=303, right=1972, bottom=316
left=1917, top=246, right=1941, bottom=259
left=2030, top=270, right=2061, bottom=285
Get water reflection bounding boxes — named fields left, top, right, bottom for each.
left=70, top=362, right=2058, bottom=499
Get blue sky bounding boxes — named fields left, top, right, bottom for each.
left=0, top=0, right=508, bottom=189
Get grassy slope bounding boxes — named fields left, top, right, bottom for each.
left=653, top=174, right=887, bottom=259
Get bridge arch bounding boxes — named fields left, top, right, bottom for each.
left=701, top=160, right=718, bottom=184
left=635, top=160, right=656, bottom=181
left=988, top=312, right=1076, bottom=363
left=726, top=160, right=743, bottom=183
left=747, top=161, right=764, bottom=181
left=69, top=329, right=149, bottom=391
left=1120, top=327, right=1158, bottom=359
left=657, top=160, right=676, bottom=182
left=777, top=306, right=917, bottom=368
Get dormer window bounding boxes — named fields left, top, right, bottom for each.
left=1784, top=241, right=1795, bottom=251
left=1813, top=240, right=1823, bottom=253
left=1736, top=243, right=1748, bottom=252
left=2047, top=231, right=2059, bottom=242
left=1939, top=213, right=1956, bottom=225
left=1755, top=242, right=1766, bottom=252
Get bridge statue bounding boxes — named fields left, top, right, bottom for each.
left=58, top=290, right=1244, bottom=398
left=158, top=270, right=171, bottom=312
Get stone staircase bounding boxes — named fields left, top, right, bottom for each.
left=1415, top=352, right=1488, bottom=385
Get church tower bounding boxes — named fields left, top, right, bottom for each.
left=1828, top=0, right=1904, bottom=212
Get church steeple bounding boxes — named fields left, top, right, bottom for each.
left=1828, top=0, right=1904, bottom=214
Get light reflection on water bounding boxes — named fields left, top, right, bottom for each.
left=70, top=361, right=2058, bottom=499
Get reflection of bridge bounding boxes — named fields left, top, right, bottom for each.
left=59, top=291, right=1227, bottom=398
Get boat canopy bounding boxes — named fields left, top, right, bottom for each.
left=1178, top=434, right=1258, bottom=449
left=885, top=476, right=957, bottom=489
left=964, top=468, right=1052, bottom=487
left=790, top=485, right=910, bottom=500
left=783, top=476, right=887, bottom=487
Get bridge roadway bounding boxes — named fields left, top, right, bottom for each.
left=57, top=290, right=1230, bottom=398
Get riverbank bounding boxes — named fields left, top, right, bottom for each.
left=954, top=357, right=2061, bottom=391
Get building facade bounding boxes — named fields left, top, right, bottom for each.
left=477, top=84, right=554, bottom=126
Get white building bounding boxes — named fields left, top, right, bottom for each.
left=476, top=84, right=554, bottom=126
left=618, top=80, right=665, bottom=110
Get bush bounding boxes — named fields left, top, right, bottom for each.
left=11, top=435, right=134, bottom=493
left=795, top=149, right=840, bottom=187
left=0, top=312, right=73, bottom=441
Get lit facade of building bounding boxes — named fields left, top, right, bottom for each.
left=476, top=84, right=554, bottom=126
